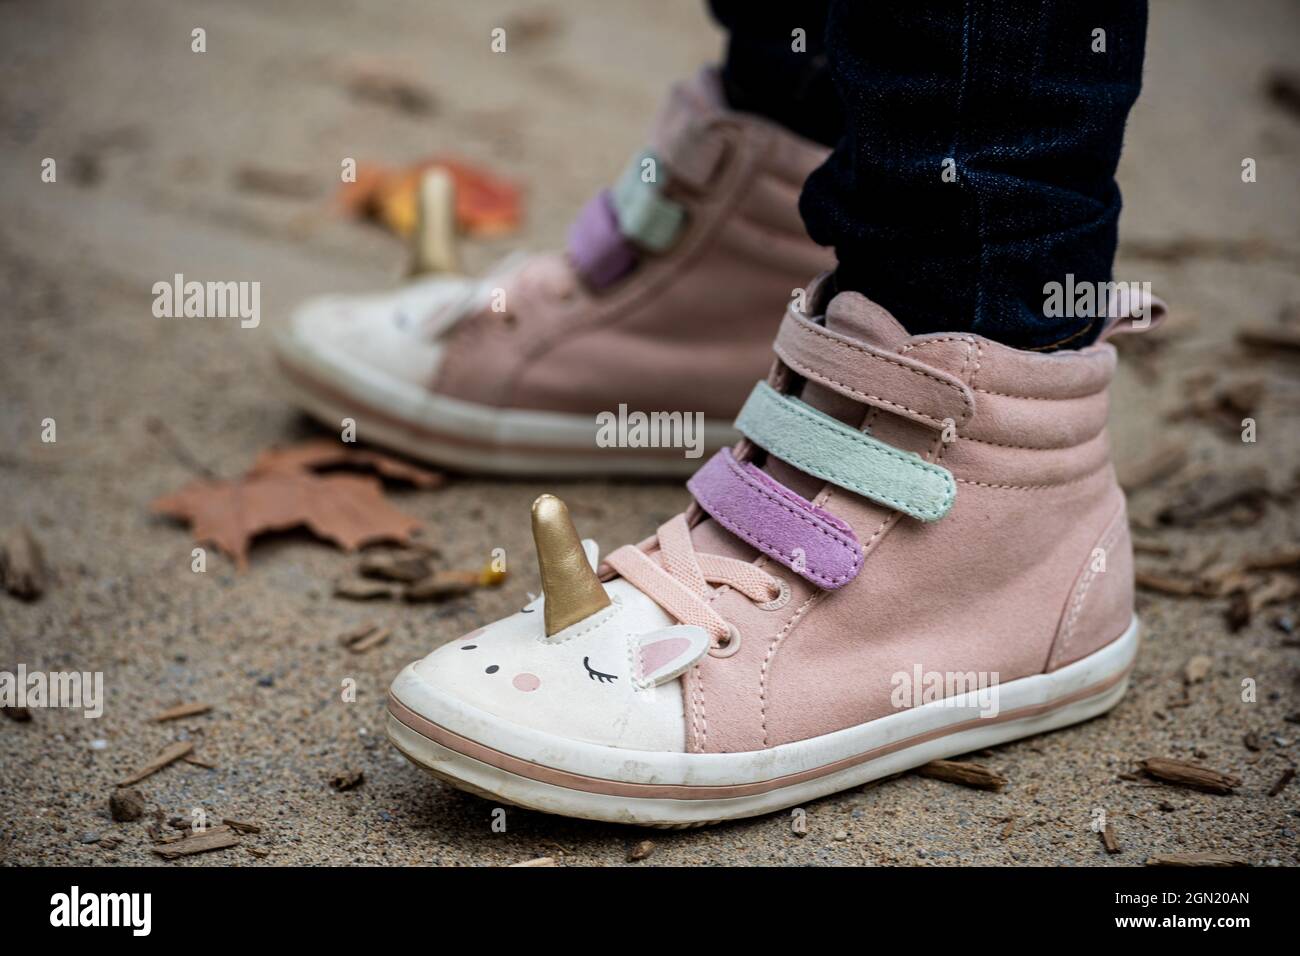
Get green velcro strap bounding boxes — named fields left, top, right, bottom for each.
left=610, top=151, right=686, bottom=253
left=736, top=381, right=956, bottom=522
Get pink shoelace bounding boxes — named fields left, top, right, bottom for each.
left=604, top=514, right=782, bottom=647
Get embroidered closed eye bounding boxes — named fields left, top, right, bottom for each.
left=583, top=657, right=617, bottom=684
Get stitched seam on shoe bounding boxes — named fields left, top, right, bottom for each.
left=955, top=459, right=1109, bottom=491
left=1028, top=315, right=1099, bottom=352
left=958, top=432, right=1103, bottom=452
left=1060, top=514, right=1124, bottom=664
left=539, top=604, right=620, bottom=646
left=759, top=593, right=822, bottom=749
left=973, top=386, right=1101, bottom=401
left=695, top=666, right=707, bottom=750
left=778, top=351, right=952, bottom=429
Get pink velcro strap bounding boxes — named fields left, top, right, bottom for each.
left=773, top=308, right=975, bottom=430
left=687, top=449, right=863, bottom=590
left=660, top=123, right=726, bottom=191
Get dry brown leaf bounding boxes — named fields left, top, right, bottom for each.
left=250, top=439, right=443, bottom=488
left=154, top=470, right=422, bottom=571
left=153, top=439, right=439, bottom=569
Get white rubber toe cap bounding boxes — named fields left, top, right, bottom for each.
left=278, top=275, right=480, bottom=390
left=394, top=580, right=688, bottom=752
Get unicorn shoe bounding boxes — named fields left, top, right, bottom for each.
left=274, top=69, right=833, bottom=477
left=386, top=278, right=1163, bottom=826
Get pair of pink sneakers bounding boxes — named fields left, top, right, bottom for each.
left=275, top=71, right=1162, bottom=825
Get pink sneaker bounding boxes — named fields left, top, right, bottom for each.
left=275, top=69, right=832, bottom=476
left=386, top=276, right=1165, bottom=826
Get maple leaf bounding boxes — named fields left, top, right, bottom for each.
left=250, top=438, right=444, bottom=488
left=152, top=440, right=442, bottom=570
left=337, top=156, right=522, bottom=238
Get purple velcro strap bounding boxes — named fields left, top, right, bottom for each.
left=567, top=189, right=637, bottom=289
left=687, top=449, right=864, bottom=590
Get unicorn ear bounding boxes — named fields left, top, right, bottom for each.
left=633, top=626, right=711, bottom=688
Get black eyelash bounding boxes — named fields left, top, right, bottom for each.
left=583, top=657, right=617, bottom=684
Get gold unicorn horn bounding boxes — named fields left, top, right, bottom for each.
left=531, top=494, right=610, bottom=637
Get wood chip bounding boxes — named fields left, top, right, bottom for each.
left=1183, top=655, right=1213, bottom=685
left=151, top=824, right=240, bottom=860
left=1101, top=821, right=1121, bottom=855
left=118, top=741, right=195, bottom=786
left=223, top=818, right=262, bottom=834
left=1227, top=574, right=1300, bottom=631
left=246, top=846, right=270, bottom=859
left=0, top=525, right=47, bottom=600
left=1139, top=757, right=1241, bottom=795
left=1236, top=322, right=1300, bottom=353
left=1118, top=445, right=1188, bottom=493
left=337, top=622, right=392, bottom=653
left=509, top=856, right=557, bottom=867
left=2, top=705, right=32, bottom=722
left=627, top=840, right=655, bottom=862
left=1225, top=590, right=1253, bottom=632
left=403, top=570, right=479, bottom=602
left=334, top=578, right=403, bottom=601
left=329, top=768, right=364, bottom=791
left=1243, top=731, right=1262, bottom=752
left=146, top=808, right=168, bottom=843
left=1156, top=468, right=1273, bottom=527
left=1267, top=767, right=1295, bottom=797
left=359, top=551, right=433, bottom=583
left=1134, top=571, right=1200, bottom=597
left=916, top=759, right=1007, bottom=791
left=1146, top=853, right=1249, bottom=867
left=1242, top=546, right=1300, bottom=572
left=181, top=753, right=217, bottom=769
left=153, top=702, right=211, bottom=722
left=999, top=817, right=1016, bottom=840
left=1133, top=540, right=1174, bottom=557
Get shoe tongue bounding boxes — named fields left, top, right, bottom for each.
left=649, top=68, right=726, bottom=158
left=822, top=290, right=912, bottom=352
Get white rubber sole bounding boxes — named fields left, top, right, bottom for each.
left=387, top=617, right=1140, bottom=826
left=274, top=328, right=737, bottom=478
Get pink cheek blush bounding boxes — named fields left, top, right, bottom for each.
left=512, top=673, right=541, bottom=693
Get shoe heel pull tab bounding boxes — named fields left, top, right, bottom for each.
left=1096, top=288, right=1168, bottom=342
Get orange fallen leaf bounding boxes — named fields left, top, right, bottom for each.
left=250, top=439, right=444, bottom=488
left=152, top=440, right=443, bottom=570
left=153, top=472, right=421, bottom=571
left=338, top=156, right=521, bottom=238
left=434, top=157, right=523, bottom=238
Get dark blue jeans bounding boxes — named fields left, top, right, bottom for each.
left=709, top=0, right=1148, bottom=351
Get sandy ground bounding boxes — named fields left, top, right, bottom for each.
left=1, top=0, right=1298, bottom=866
